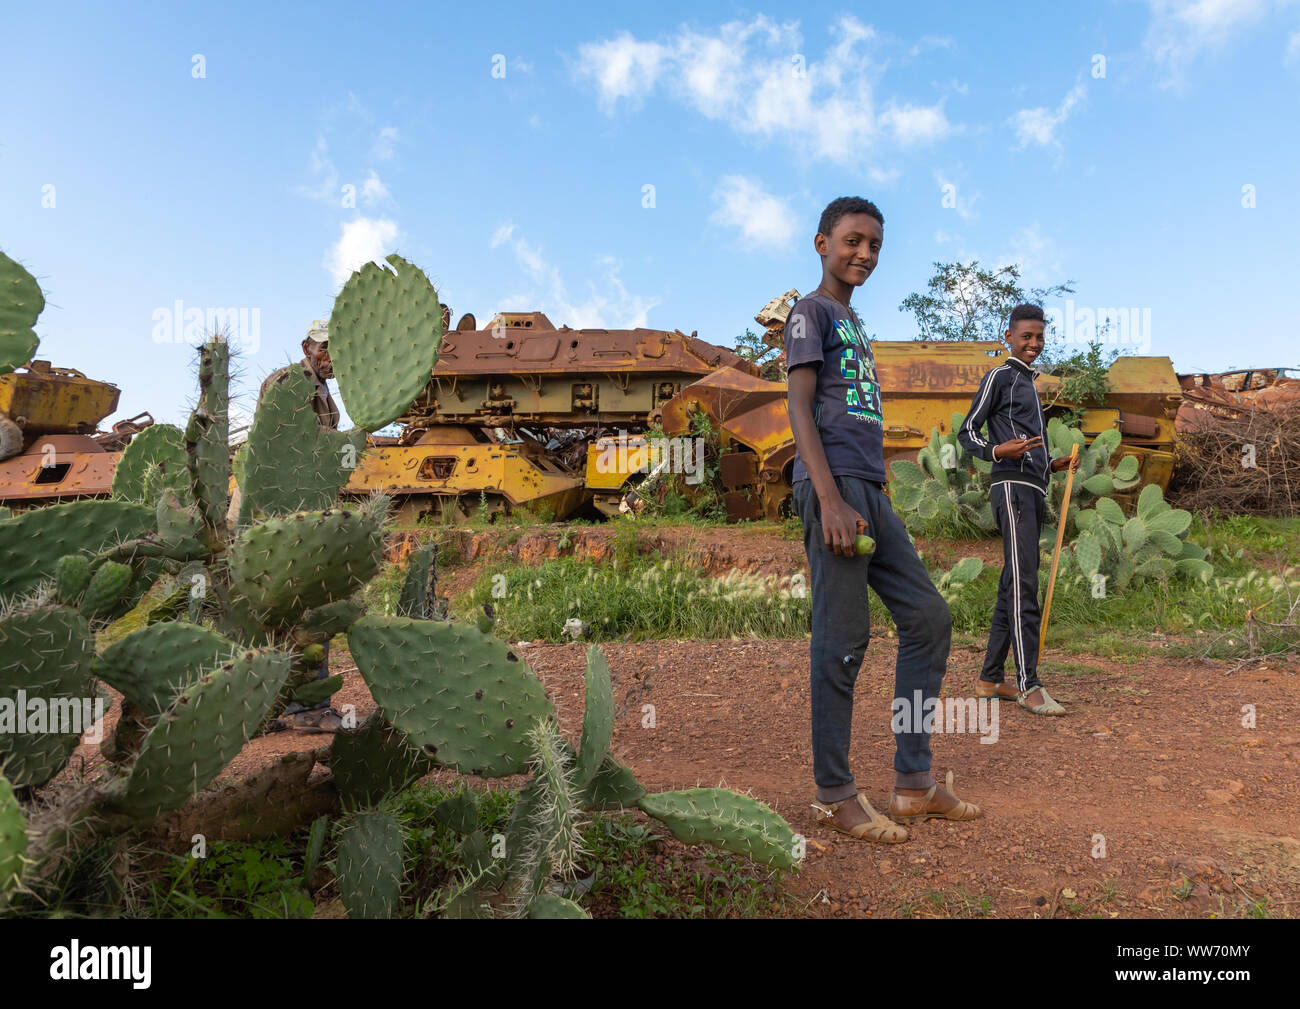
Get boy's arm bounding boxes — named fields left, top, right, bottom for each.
left=957, top=369, right=1001, bottom=461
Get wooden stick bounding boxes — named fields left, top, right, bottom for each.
left=1038, top=443, right=1079, bottom=668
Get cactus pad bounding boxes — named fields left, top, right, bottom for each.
left=239, top=365, right=366, bottom=525
left=0, top=500, right=153, bottom=601
left=0, top=251, right=42, bottom=374
left=53, top=555, right=92, bottom=605
left=575, top=644, right=613, bottom=788
left=230, top=509, right=384, bottom=623
left=0, top=607, right=95, bottom=788
left=526, top=893, right=590, bottom=918
left=337, top=811, right=405, bottom=919
left=111, top=424, right=190, bottom=505
left=637, top=788, right=799, bottom=870
left=0, top=775, right=25, bottom=907
left=347, top=615, right=554, bottom=777
left=329, top=253, right=443, bottom=431
left=434, top=790, right=480, bottom=834
left=329, top=711, right=434, bottom=807
left=92, top=621, right=238, bottom=716
left=396, top=541, right=438, bottom=619
left=579, top=756, right=645, bottom=811
left=187, top=339, right=230, bottom=527
left=116, top=649, right=290, bottom=818
left=80, top=561, right=133, bottom=620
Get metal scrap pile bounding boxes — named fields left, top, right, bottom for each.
left=1169, top=368, right=1300, bottom=516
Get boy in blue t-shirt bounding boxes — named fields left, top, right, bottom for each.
left=785, top=197, right=981, bottom=844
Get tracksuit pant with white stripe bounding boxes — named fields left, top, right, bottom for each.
left=981, top=481, right=1045, bottom=693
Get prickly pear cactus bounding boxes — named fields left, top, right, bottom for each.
left=0, top=775, right=25, bottom=908
left=328, top=253, right=444, bottom=431
left=889, top=412, right=995, bottom=536
left=329, top=711, right=435, bottom=808
left=1061, top=482, right=1211, bottom=592
left=336, top=811, right=405, bottom=919
left=637, top=788, right=800, bottom=871
left=0, top=500, right=153, bottom=599
left=348, top=615, right=555, bottom=776
left=92, top=622, right=238, bottom=716
left=111, top=424, right=190, bottom=504
left=230, top=508, right=385, bottom=623
left=575, top=644, right=613, bottom=787
left=113, top=649, right=290, bottom=819
left=0, top=607, right=95, bottom=788
left=0, top=250, right=42, bottom=374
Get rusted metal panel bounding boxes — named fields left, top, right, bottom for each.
left=0, top=362, right=121, bottom=435
left=0, top=437, right=119, bottom=503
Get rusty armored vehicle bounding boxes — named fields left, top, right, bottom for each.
left=341, top=311, right=759, bottom=523
left=0, top=360, right=151, bottom=507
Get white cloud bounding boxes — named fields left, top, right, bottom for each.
left=1143, top=0, right=1272, bottom=87
left=361, top=170, right=389, bottom=206
left=709, top=175, right=797, bottom=249
left=1287, top=29, right=1300, bottom=62
left=372, top=126, right=399, bottom=160
left=326, top=217, right=400, bottom=287
left=1009, top=82, right=1086, bottom=150
left=490, top=223, right=659, bottom=328
left=573, top=15, right=954, bottom=167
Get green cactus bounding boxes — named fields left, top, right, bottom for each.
left=433, top=789, right=480, bottom=835
left=230, top=508, right=385, bottom=623
left=348, top=615, right=555, bottom=777
left=328, top=253, right=444, bottom=431
left=329, top=711, right=435, bottom=808
left=1063, top=482, right=1212, bottom=592
left=187, top=339, right=230, bottom=529
left=527, top=893, right=591, bottom=918
left=396, top=541, right=438, bottom=619
left=0, top=607, right=96, bottom=788
left=53, top=555, right=92, bottom=605
left=92, top=621, right=238, bottom=716
left=0, top=500, right=153, bottom=599
left=578, top=756, right=645, bottom=811
left=111, top=424, right=190, bottom=505
left=934, top=556, right=986, bottom=604
left=113, top=648, right=290, bottom=819
left=0, top=775, right=25, bottom=908
left=637, top=788, right=800, bottom=871
left=79, top=561, right=133, bottom=620
left=238, top=365, right=366, bottom=527
left=575, top=643, right=613, bottom=787
left=888, top=413, right=995, bottom=536
left=0, top=250, right=42, bottom=375
left=336, top=811, right=406, bottom=919
left=1040, top=420, right=1142, bottom=542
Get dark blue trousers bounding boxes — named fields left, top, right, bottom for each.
left=793, top=476, right=952, bottom=802
left=980, top=481, right=1045, bottom=693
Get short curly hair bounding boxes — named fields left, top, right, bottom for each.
left=1007, top=303, right=1046, bottom=329
left=817, top=197, right=884, bottom=240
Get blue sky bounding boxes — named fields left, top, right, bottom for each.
left=2, top=1, right=1298, bottom=429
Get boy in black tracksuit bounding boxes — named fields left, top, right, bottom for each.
left=957, top=304, right=1078, bottom=715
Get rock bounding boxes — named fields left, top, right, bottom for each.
left=1227, top=780, right=1244, bottom=795
left=1204, top=788, right=1236, bottom=805
left=1145, top=775, right=1168, bottom=789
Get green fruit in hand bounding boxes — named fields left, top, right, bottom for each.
left=854, top=534, right=876, bottom=556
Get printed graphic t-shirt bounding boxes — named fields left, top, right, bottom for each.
left=784, top=290, right=887, bottom=484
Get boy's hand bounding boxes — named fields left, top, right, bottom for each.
left=822, top=495, right=869, bottom=557
left=993, top=435, right=1042, bottom=460
left=1051, top=454, right=1081, bottom=473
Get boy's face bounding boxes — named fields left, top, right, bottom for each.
left=816, top=213, right=882, bottom=288
left=1005, top=320, right=1045, bottom=365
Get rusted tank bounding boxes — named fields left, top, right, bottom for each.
left=0, top=362, right=148, bottom=506
left=1176, top=367, right=1300, bottom=432
left=343, top=312, right=759, bottom=523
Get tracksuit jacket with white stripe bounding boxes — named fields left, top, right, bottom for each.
left=956, top=356, right=1055, bottom=494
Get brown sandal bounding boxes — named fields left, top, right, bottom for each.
left=811, top=793, right=909, bottom=844
left=975, top=679, right=1018, bottom=700
left=888, top=771, right=982, bottom=823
